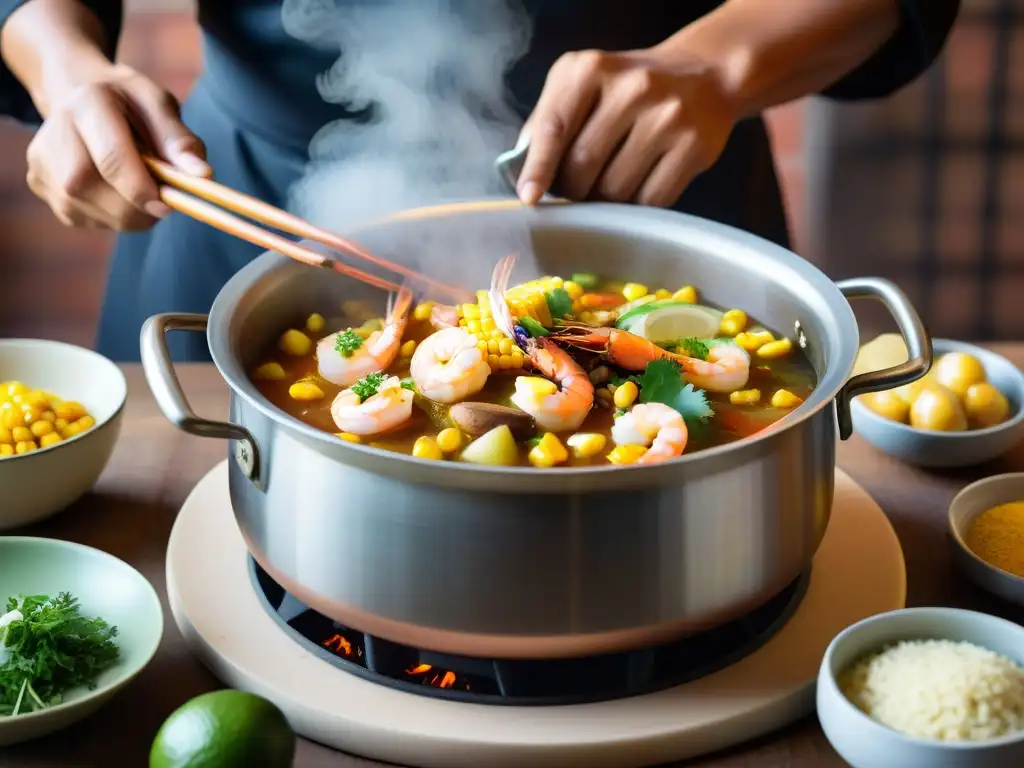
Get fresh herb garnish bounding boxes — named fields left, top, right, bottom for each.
left=0, top=593, right=120, bottom=717
left=526, top=435, right=544, bottom=448
left=675, top=337, right=710, bottom=360
left=609, top=372, right=641, bottom=388
left=635, top=359, right=715, bottom=425
left=399, top=378, right=416, bottom=391
left=334, top=328, right=364, bottom=358
left=570, top=273, right=599, bottom=290
left=519, top=317, right=550, bottom=337
left=545, top=287, right=573, bottom=319
left=351, top=372, right=387, bottom=401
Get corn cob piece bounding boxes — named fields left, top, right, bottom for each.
left=454, top=291, right=526, bottom=372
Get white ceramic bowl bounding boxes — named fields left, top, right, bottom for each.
left=0, top=339, right=127, bottom=530
left=0, top=537, right=163, bottom=746
left=948, top=474, right=1024, bottom=607
left=817, top=607, right=1024, bottom=768
left=851, top=339, right=1024, bottom=469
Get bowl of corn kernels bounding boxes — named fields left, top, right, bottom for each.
left=0, top=339, right=127, bottom=530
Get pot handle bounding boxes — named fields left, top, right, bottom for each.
left=140, top=313, right=261, bottom=483
left=834, top=278, right=932, bottom=440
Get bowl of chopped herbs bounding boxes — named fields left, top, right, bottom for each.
left=0, top=537, right=163, bottom=746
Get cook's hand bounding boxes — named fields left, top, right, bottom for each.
left=517, top=48, right=736, bottom=208
left=26, top=64, right=210, bottom=231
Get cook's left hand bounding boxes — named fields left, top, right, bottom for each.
left=517, top=47, right=736, bottom=208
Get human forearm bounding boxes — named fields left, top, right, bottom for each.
left=663, top=0, right=903, bottom=118
left=1, top=0, right=117, bottom=118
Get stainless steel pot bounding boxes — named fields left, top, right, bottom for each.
left=142, top=201, right=930, bottom=659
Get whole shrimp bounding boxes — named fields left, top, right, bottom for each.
left=317, top=287, right=412, bottom=388
left=331, top=375, right=413, bottom=436
left=490, top=254, right=595, bottom=431
left=410, top=326, right=491, bottom=404
left=611, top=402, right=689, bottom=463
left=549, top=326, right=750, bottom=393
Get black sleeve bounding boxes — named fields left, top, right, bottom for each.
left=821, top=0, right=960, bottom=101
left=0, top=0, right=123, bottom=125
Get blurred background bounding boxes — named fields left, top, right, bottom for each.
left=0, top=0, right=1019, bottom=346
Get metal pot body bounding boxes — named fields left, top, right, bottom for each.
left=142, top=202, right=930, bottom=659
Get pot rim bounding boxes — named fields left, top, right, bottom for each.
left=208, top=200, right=858, bottom=488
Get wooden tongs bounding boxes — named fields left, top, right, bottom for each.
left=143, top=156, right=472, bottom=302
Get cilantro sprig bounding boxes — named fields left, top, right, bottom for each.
left=350, top=372, right=387, bottom=402
left=0, top=593, right=120, bottom=717
left=334, top=328, right=364, bottom=358
left=633, top=359, right=715, bottom=425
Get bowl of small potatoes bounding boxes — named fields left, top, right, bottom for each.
left=0, top=339, right=127, bottom=530
left=850, top=336, right=1024, bottom=468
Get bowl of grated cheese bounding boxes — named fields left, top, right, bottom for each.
left=817, top=607, right=1024, bottom=768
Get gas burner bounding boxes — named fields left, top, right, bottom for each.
left=252, top=561, right=810, bottom=706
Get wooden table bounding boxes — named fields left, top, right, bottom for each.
left=4, top=358, right=1024, bottom=768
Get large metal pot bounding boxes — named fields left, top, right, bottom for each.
left=141, top=201, right=930, bottom=659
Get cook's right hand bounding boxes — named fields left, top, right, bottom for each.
left=26, top=64, right=211, bottom=231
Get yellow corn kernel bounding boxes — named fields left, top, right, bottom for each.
left=566, top=432, right=607, bottom=459
left=481, top=317, right=496, bottom=332
left=464, top=319, right=480, bottom=334
left=487, top=339, right=500, bottom=355
left=622, top=283, right=648, bottom=302
left=39, top=432, right=62, bottom=448
left=757, top=338, right=793, bottom=359
left=0, top=426, right=9, bottom=444
left=15, top=440, right=36, bottom=454
left=289, top=381, right=325, bottom=401
left=488, top=329, right=504, bottom=341
left=21, top=406, right=42, bottom=426
left=734, top=330, right=775, bottom=352
left=511, top=349, right=525, bottom=368
left=301, top=313, right=323, bottom=334
left=0, top=443, right=13, bottom=456
left=654, top=288, right=672, bottom=300
left=413, top=301, right=436, bottom=322
left=0, top=410, right=19, bottom=431
left=436, top=428, right=463, bottom=454
left=579, top=311, right=595, bottom=324
left=254, top=362, right=287, bottom=381
left=412, top=435, right=444, bottom=460
left=4, top=382, right=27, bottom=398
left=23, top=391, right=49, bottom=409
left=279, top=329, right=313, bottom=357
left=30, top=420, right=54, bottom=438
left=607, top=445, right=648, bottom=465
left=517, top=377, right=559, bottom=396
left=462, top=303, right=480, bottom=319
left=730, top=389, right=762, bottom=405
left=529, top=433, right=569, bottom=468
left=75, top=415, right=96, bottom=432
left=671, top=286, right=698, bottom=304
left=56, top=400, right=87, bottom=423
left=336, top=432, right=360, bottom=443
left=61, top=422, right=81, bottom=439
left=498, top=354, right=515, bottom=369
left=488, top=354, right=501, bottom=369
left=41, top=410, right=56, bottom=423
left=476, top=340, right=489, bottom=353
left=498, top=338, right=514, bottom=356
left=564, top=280, right=584, bottom=300
left=771, top=389, right=804, bottom=409
left=400, top=340, right=417, bottom=357
left=54, top=418, right=69, bottom=432
left=11, top=426, right=31, bottom=443
left=719, top=309, right=748, bottom=336
left=613, top=380, right=639, bottom=409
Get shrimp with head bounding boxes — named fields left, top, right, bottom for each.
left=548, top=326, right=750, bottom=393
left=611, top=402, right=689, bottom=464
left=331, top=374, right=414, bottom=436
left=490, top=254, right=595, bottom=432
left=317, top=287, right=412, bottom=388
left=410, top=326, right=491, bottom=404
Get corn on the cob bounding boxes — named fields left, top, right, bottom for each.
left=453, top=291, right=526, bottom=372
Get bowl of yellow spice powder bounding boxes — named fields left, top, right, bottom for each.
left=949, top=474, right=1024, bottom=607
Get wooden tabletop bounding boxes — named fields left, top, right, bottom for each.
left=4, top=356, right=1024, bottom=768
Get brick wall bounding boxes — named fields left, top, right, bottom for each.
left=0, top=9, right=804, bottom=347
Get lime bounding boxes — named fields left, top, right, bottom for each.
left=632, top=304, right=722, bottom=343
left=150, top=690, right=296, bottom=768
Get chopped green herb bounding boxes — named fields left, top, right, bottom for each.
left=675, top=337, right=710, bottom=360
left=609, top=372, right=641, bottom=388
left=0, top=593, right=120, bottom=717
left=570, top=272, right=599, bottom=290
left=526, top=435, right=544, bottom=448
left=519, top=317, right=551, bottom=337
left=334, top=328, right=364, bottom=358
left=635, top=359, right=715, bottom=425
left=545, top=287, right=573, bottom=319
left=614, top=408, right=627, bottom=418
left=399, top=378, right=416, bottom=391
left=351, top=372, right=387, bottom=402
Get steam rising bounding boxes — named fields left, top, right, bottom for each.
left=282, top=0, right=540, bottom=295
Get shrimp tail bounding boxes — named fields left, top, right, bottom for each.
left=488, top=253, right=517, bottom=338
left=386, top=285, right=415, bottom=325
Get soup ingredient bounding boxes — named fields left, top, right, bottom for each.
left=0, top=382, right=96, bottom=456
left=630, top=304, right=722, bottom=344
left=412, top=435, right=443, bottom=460
left=607, top=444, right=648, bottom=465
left=0, top=593, right=119, bottom=717
left=615, top=299, right=716, bottom=332
left=851, top=333, right=909, bottom=379
left=719, top=309, right=748, bottom=337
left=631, top=359, right=716, bottom=426
left=449, top=402, right=536, bottom=440
left=330, top=374, right=414, bottom=436
left=149, top=690, right=296, bottom=768
left=278, top=329, right=312, bottom=357
left=756, top=338, right=793, bottom=360
left=448, top=294, right=527, bottom=371
left=253, top=362, right=286, bottom=381
left=612, top=380, right=639, bottom=409
left=410, top=327, right=491, bottom=404
left=963, top=382, right=1011, bottom=429
left=860, top=390, right=911, bottom=423
left=909, top=385, right=968, bottom=431
left=730, top=389, right=761, bottom=406
left=933, top=351, right=988, bottom=398
left=965, top=501, right=1024, bottom=577
left=622, top=282, right=648, bottom=302
left=734, top=330, right=775, bottom=353
left=571, top=272, right=599, bottom=290
left=287, top=380, right=324, bottom=402
left=460, top=425, right=519, bottom=467
left=566, top=432, right=607, bottom=459
left=611, top=402, right=689, bottom=464
left=839, top=639, right=1024, bottom=741
left=317, top=288, right=412, bottom=388
left=528, top=432, right=569, bottom=468
left=435, top=428, right=463, bottom=454
left=770, top=389, right=804, bottom=409
left=305, top=313, right=325, bottom=334
left=509, top=341, right=594, bottom=432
